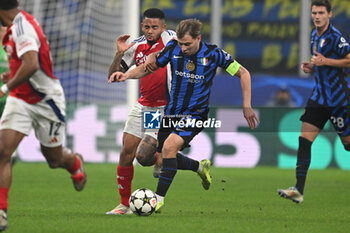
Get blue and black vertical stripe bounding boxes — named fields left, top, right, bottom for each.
left=156, top=40, right=235, bottom=116
left=310, top=24, right=350, bottom=107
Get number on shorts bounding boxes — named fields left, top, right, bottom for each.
left=330, top=116, right=344, bottom=128
left=49, top=122, right=62, bottom=136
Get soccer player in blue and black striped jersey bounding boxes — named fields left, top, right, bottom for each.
left=278, top=0, right=350, bottom=204
left=109, top=18, right=259, bottom=213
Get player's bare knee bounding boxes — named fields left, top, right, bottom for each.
left=0, top=145, right=14, bottom=162
left=161, top=144, right=178, bottom=158
left=120, top=148, right=135, bottom=162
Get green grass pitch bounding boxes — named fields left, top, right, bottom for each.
left=7, top=163, right=350, bottom=233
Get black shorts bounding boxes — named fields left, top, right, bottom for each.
left=300, top=100, right=350, bottom=136
left=156, top=115, right=206, bottom=153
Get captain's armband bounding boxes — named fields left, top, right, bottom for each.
left=226, top=61, right=241, bottom=76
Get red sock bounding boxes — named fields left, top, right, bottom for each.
left=69, top=155, right=81, bottom=174
left=117, top=165, right=134, bottom=207
left=0, top=188, right=9, bottom=211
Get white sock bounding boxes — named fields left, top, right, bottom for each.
left=155, top=194, right=164, bottom=203
left=197, top=162, right=202, bottom=173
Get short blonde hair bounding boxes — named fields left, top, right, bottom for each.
left=176, top=19, right=202, bottom=39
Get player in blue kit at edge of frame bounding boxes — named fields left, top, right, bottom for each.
left=278, top=0, right=350, bottom=203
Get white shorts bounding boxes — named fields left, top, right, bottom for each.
left=0, top=96, right=66, bottom=147
left=124, top=102, right=164, bottom=139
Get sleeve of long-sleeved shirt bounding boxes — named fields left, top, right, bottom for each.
left=156, top=39, right=177, bottom=68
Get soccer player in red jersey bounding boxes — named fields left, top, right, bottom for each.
left=105, top=8, right=177, bottom=215
left=0, top=1, right=86, bottom=230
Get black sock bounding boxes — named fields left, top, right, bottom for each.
left=156, top=158, right=177, bottom=197
left=176, top=152, right=199, bottom=172
left=295, top=136, right=312, bottom=195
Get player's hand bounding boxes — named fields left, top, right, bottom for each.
left=116, top=34, right=135, bottom=53
left=243, top=107, right=260, bottom=130
left=108, top=72, right=127, bottom=83
left=144, top=52, right=158, bottom=73
left=301, top=62, right=314, bottom=73
left=311, top=51, right=326, bottom=66
left=0, top=72, right=10, bottom=83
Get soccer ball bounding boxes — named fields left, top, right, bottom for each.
left=129, top=188, right=157, bottom=216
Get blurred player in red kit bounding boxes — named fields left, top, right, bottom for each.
left=0, top=1, right=87, bottom=230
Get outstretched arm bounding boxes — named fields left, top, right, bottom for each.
left=109, top=53, right=161, bottom=83
left=234, top=65, right=260, bottom=129
left=108, top=64, right=152, bottom=83
left=144, top=52, right=160, bottom=72
left=108, top=34, right=135, bottom=78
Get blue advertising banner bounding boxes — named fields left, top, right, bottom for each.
left=141, top=0, right=350, bottom=75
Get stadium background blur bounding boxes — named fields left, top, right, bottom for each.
left=15, top=0, right=350, bottom=170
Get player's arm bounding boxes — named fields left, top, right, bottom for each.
left=311, top=52, right=350, bottom=68
left=0, top=51, right=38, bottom=97
left=312, top=34, right=350, bottom=68
left=144, top=30, right=176, bottom=73
left=107, top=35, right=135, bottom=78
left=108, top=51, right=125, bottom=77
left=229, top=62, right=260, bottom=129
left=109, top=44, right=169, bottom=83
left=235, top=65, right=251, bottom=108
left=144, top=52, right=160, bottom=72
left=145, top=39, right=176, bottom=73
left=108, top=64, right=153, bottom=83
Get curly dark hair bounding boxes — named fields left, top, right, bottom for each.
left=143, top=8, right=165, bottom=20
